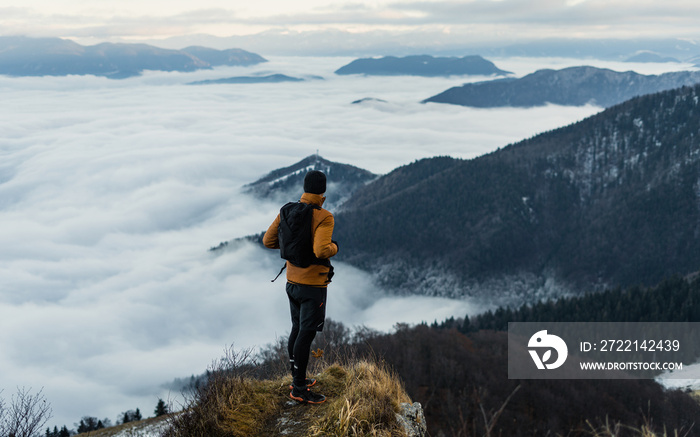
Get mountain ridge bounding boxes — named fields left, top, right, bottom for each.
left=189, top=74, right=305, bottom=85
left=0, top=36, right=266, bottom=78
left=334, top=84, right=700, bottom=302
left=424, top=66, right=700, bottom=108
left=335, top=54, right=510, bottom=77
left=242, top=154, right=378, bottom=212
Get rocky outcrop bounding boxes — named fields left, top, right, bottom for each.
left=396, top=402, right=428, bottom=437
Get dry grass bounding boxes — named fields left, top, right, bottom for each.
left=308, top=360, right=412, bottom=437
left=162, top=346, right=284, bottom=437
left=585, top=417, right=691, bottom=437
left=162, top=348, right=413, bottom=437
left=163, top=375, right=286, bottom=437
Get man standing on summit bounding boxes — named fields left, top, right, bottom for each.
left=263, top=170, right=338, bottom=404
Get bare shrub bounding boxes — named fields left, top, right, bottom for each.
left=0, top=387, right=52, bottom=437
left=162, top=345, right=279, bottom=437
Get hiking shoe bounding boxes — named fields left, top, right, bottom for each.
left=290, top=386, right=326, bottom=404
left=289, top=378, right=316, bottom=390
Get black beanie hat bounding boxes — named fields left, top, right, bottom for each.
left=304, top=170, right=326, bottom=194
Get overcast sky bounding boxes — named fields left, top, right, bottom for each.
left=3, top=0, right=700, bottom=48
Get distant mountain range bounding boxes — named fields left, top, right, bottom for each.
left=477, top=38, right=700, bottom=63
left=335, top=55, right=510, bottom=77
left=624, top=51, right=680, bottom=63
left=330, top=84, right=700, bottom=303
left=424, top=66, right=700, bottom=108
left=189, top=74, right=306, bottom=85
left=145, top=33, right=700, bottom=61
left=0, top=36, right=266, bottom=78
left=242, top=154, right=377, bottom=212
left=352, top=97, right=388, bottom=105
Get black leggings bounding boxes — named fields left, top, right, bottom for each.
left=288, top=326, right=317, bottom=387
left=286, top=283, right=326, bottom=387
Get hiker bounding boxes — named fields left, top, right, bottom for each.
left=263, top=170, right=339, bottom=404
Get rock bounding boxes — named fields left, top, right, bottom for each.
left=395, top=402, right=427, bottom=437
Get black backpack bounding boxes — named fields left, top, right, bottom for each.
left=278, top=201, right=322, bottom=268
left=270, top=202, right=334, bottom=283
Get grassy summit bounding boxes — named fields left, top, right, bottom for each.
left=164, top=359, right=415, bottom=437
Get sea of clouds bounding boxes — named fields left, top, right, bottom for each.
left=0, top=55, right=693, bottom=428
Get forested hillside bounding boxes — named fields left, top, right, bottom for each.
left=458, top=275, right=700, bottom=331
left=335, top=85, right=700, bottom=300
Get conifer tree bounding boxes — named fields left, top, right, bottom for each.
left=154, top=399, right=168, bottom=417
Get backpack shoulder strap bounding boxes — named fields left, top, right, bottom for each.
left=271, top=263, right=286, bottom=282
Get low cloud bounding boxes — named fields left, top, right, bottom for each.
left=1, top=56, right=685, bottom=427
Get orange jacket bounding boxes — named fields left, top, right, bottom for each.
left=263, top=192, right=339, bottom=287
